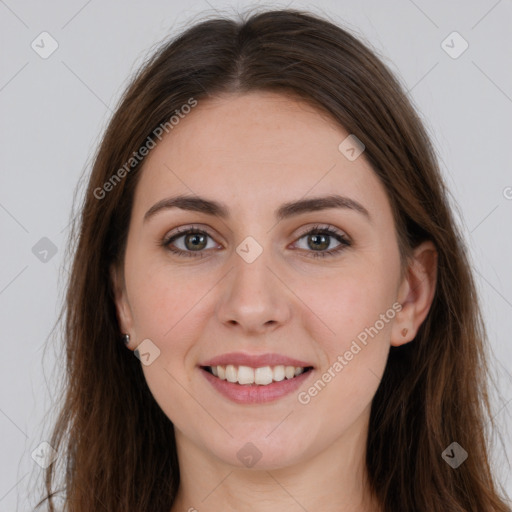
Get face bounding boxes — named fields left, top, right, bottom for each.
left=112, top=91, right=417, bottom=470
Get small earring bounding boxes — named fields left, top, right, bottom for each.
left=122, top=333, right=130, bottom=345
left=401, top=328, right=408, bottom=337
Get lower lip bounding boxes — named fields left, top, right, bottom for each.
left=200, top=367, right=313, bottom=404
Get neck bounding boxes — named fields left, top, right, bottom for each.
left=170, top=408, right=381, bottom=512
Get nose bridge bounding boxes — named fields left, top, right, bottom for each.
left=216, top=233, right=291, bottom=332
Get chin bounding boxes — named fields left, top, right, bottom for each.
left=205, top=432, right=313, bottom=471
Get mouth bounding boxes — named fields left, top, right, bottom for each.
left=200, top=364, right=314, bottom=386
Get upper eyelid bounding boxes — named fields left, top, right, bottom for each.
left=164, top=223, right=350, bottom=246
left=295, top=224, right=349, bottom=239
left=164, top=224, right=221, bottom=244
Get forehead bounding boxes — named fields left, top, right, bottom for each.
left=132, top=91, right=389, bottom=220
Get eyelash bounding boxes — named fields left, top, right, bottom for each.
left=161, top=224, right=351, bottom=259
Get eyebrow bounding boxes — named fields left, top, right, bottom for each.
left=143, top=193, right=371, bottom=223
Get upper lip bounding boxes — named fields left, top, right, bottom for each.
left=200, top=352, right=314, bottom=368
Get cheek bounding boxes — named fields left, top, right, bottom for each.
left=292, top=250, right=399, bottom=412
left=125, top=254, right=216, bottom=383
left=295, top=274, right=395, bottom=437
left=126, top=250, right=202, bottom=337
left=126, top=262, right=210, bottom=426
left=295, top=258, right=399, bottom=352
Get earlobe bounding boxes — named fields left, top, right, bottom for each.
left=391, top=241, right=438, bottom=347
left=109, top=263, right=134, bottom=342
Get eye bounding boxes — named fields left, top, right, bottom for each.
left=292, top=224, right=351, bottom=258
left=161, top=226, right=219, bottom=258
left=161, top=224, right=351, bottom=259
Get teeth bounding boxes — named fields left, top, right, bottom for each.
left=273, top=365, right=285, bottom=382
left=225, top=364, right=237, bottom=383
left=207, top=364, right=308, bottom=385
left=255, top=366, right=273, bottom=385
left=237, top=365, right=254, bottom=385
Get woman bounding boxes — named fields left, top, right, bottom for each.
left=36, top=8, right=511, bottom=511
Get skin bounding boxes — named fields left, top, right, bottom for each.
left=111, top=91, right=437, bottom=512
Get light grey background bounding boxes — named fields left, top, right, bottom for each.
left=1, top=0, right=511, bottom=510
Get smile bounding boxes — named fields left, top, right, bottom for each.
left=203, top=364, right=312, bottom=386
left=200, top=365, right=314, bottom=404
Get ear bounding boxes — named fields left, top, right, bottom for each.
left=110, top=263, right=135, bottom=348
left=391, top=240, right=438, bottom=347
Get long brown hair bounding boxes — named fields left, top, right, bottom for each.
left=35, top=8, right=510, bottom=511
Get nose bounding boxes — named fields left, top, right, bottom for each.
left=215, top=248, right=292, bottom=335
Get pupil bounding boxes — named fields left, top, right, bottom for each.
left=186, top=233, right=206, bottom=250
left=310, top=234, right=328, bottom=251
